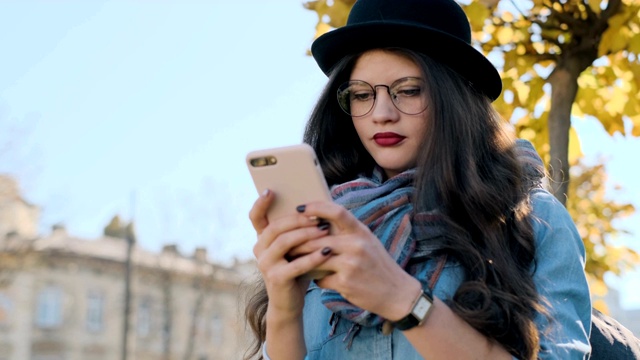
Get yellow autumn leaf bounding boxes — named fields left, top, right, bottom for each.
left=613, top=26, right=633, bottom=53
left=623, top=88, right=640, bottom=115
left=326, top=0, right=352, bottom=28
left=531, top=0, right=545, bottom=8
left=568, top=126, right=583, bottom=162
left=593, top=299, right=610, bottom=313
left=572, top=102, right=585, bottom=117
left=629, top=33, right=640, bottom=53
left=311, top=0, right=329, bottom=18
left=314, top=21, right=332, bottom=40
left=302, top=0, right=319, bottom=11
left=604, top=114, right=626, bottom=135
left=532, top=41, right=545, bottom=54
left=464, top=1, right=491, bottom=32
left=496, top=26, right=515, bottom=45
left=604, top=87, right=628, bottom=116
left=588, top=0, right=602, bottom=13
left=578, top=72, right=598, bottom=88
left=598, top=28, right=615, bottom=56
left=478, top=0, right=500, bottom=9
left=502, top=11, right=515, bottom=22
left=628, top=114, right=640, bottom=136
left=513, top=79, right=530, bottom=105
left=528, top=76, right=546, bottom=105
left=519, top=127, right=537, bottom=142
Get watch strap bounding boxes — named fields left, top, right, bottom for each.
left=386, top=255, right=446, bottom=333
left=390, top=287, right=433, bottom=331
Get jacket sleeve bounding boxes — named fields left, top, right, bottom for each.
left=529, top=189, right=592, bottom=359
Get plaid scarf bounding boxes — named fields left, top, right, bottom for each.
left=322, top=166, right=447, bottom=327
left=320, top=139, right=544, bottom=327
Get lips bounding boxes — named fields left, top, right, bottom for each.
left=373, top=132, right=406, bottom=146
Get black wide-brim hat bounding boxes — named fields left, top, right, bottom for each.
left=311, top=0, right=502, bottom=101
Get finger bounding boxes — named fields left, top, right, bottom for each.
left=285, top=221, right=332, bottom=259
left=309, top=254, right=339, bottom=289
left=296, top=201, right=363, bottom=233
left=257, top=223, right=330, bottom=268
left=283, top=246, right=334, bottom=279
left=256, top=210, right=321, bottom=250
left=253, top=214, right=322, bottom=260
left=249, top=189, right=274, bottom=234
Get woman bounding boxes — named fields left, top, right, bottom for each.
left=245, top=0, right=592, bottom=359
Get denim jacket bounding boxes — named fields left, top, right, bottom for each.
left=300, top=189, right=592, bottom=359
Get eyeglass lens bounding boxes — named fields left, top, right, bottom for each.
left=337, top=77, right=428, bottom=117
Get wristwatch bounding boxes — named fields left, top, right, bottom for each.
left=390, top=288, right=434, bottom=331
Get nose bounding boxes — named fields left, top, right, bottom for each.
left=371, top=86, right=400, bottom=123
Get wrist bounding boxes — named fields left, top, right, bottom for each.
left=265, top=307, right=306, bottom=360
left=266, top=306, right=303, bottom=327
left=387, top=277, right=423, bottom=322
left=389, top=281, right=434, bottom=331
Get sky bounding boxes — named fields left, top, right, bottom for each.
left=1, top=1, right=639, bottom=309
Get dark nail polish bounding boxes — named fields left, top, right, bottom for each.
left=321, top=247, right=332, bottom=256
left=317, top=222, right=330, bottom=231
left=296, top=205, right=306, bottom=213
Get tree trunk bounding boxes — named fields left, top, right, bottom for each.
left=547, top=64, right=580, bottom=206
left=544, top=0, right=621, bottom=206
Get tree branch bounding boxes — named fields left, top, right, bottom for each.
left=550, top=6, right=582, bottom=29
left=531, top=18, right=564, bottom=32
left=508, top=0, right=528, bottom=19
left=601, top=0, right=622, bottom=23
left=540, top=32, right=563, bottom=46
left=583, top=0, right=599, bottom=23
left=533, top=52, right=559, bottom=63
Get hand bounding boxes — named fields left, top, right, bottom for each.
left=290, top=201, right=422, bottom=322
left=249, top=189, right=333, bottom=318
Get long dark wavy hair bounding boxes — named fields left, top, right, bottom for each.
left=244, top=48, right=544, bottom=360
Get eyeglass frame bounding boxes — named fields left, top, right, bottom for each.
left=336, top=76, right=429, bottom=117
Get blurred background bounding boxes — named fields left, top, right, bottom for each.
left=1, top=0, right=639, bottom=359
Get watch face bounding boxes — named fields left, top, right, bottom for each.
left=413, top=295, right=432, bottom=319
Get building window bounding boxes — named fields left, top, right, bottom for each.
left=0, top=292, right=13, bottom=327
left=86, top=290, right=105, bottom=332
left=137, top=297, right=151, bottom=337
left=32, top=355, right=63, bottom=360
left=36, top=286, right=63, bottom=329
left=211, top=313, right=223, bottom=345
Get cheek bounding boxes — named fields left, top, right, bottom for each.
left=415, top=120, right=429, bottom=142
left=352, top=122, right=367, bottom=142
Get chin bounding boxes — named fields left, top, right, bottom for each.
left=378, top=163, right=412, bottom=178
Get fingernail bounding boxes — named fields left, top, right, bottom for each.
left=296, top=205, right=306, bottom=213
left=308, top=215, right=319, bottom=222
left=262, top=189, right=270, bottom=197
left=317, top=222, right=330, bottom=231
left=321, top=247, right=332, bottom=256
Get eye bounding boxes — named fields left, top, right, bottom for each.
left=394, top=87, right=422, bottom=97
left=390, top=77, right=426, bottom=98
left=351, top=90, right=374, bottom=102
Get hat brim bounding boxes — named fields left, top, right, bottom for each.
left=311, top=22, right=502, bottom=101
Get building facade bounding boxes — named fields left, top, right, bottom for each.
left=0, top=175, right=256, bottom=360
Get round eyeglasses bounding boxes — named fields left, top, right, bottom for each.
left=336, top=77, right=428, bottom=117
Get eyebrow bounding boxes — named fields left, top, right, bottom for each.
left=347, top=76, right=424, bottom=83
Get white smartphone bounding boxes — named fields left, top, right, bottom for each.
left=246, top=143, right=334, bottom=280
left=246, top=143, right=332, bottom=222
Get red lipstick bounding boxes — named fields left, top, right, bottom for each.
left=373, top=132, right=406, bottom=146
